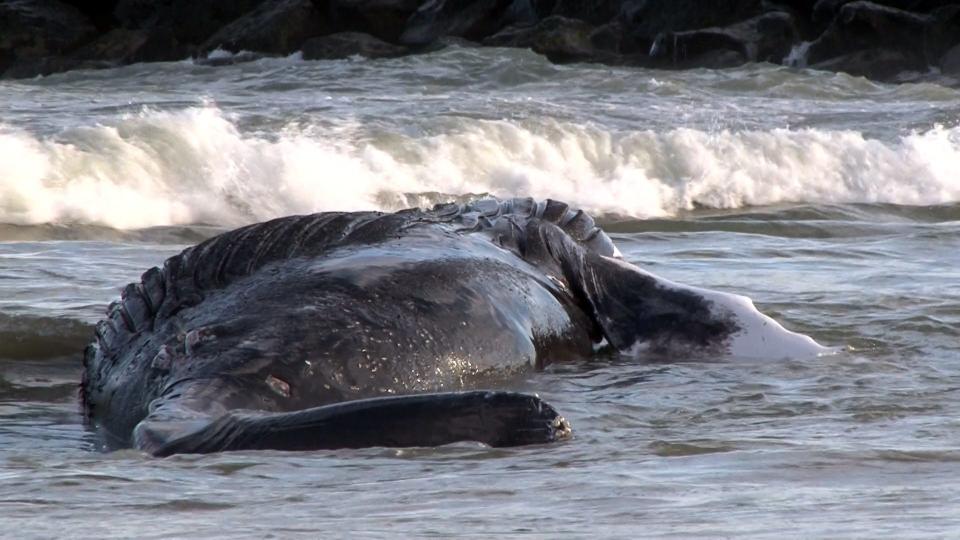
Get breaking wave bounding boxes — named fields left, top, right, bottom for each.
left=2, top=106, right=958, bottom=229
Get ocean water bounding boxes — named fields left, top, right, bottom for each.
left=1, top=47, right=960, bottom=538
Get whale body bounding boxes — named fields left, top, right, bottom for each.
left=80, top=198, right=827, bottom=455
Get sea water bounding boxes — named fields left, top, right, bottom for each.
left=1, top=47, right=959, bottom=538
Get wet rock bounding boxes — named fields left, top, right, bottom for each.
left=302, top=31, right=409, bottom=59
left=68, top=28, right=148, bottom=64
left=589, top=20, right=629, bottom=54
left=484, top=15, right=598, bottom=62
left=114, top=0, right=268, bottom=44
left=545, top=0, right=627, bottom=25
left=202, top=0, right=330, bottom=55
left=941, top=43, right=960, bottom=74
left=926, top=5, right=960, bottom=62
left=806, top=1, right=932, bottom=70
left=0, top=0, right=97, bottom=76
left=194, top=51, right=270, bottom=66
left=810, top=47, right=920, bottom=79
left=400, top=0, right=522, bottom=45
left=622, top=0, right=765, bottom=44
left=58, top=0, right=119, bottom=30
left=813, top=0, right=960, bottom=22
left=323, top=0, right=424, bottom=42
left=650, top=11, right=799, bottom=68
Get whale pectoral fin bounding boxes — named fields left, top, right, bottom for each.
left=134, top=391, right=572, bottom=456
left=569, top=252, right=741, bottom=352
left=568, top=252, right=829, bottom=358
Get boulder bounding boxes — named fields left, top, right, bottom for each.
left=400, top=0, right=522, bottom=45
left=925, top=5, right=960, bottom=61
left=813, top=0, right=960, bottom=22
left=114, top=0, right=268, bottom=45
left=649, top=11, right=799, bottom=68
left=810, top=47, right=920, bottom=79
left=589, top=20, right=628, bottom=54
left=322, top=0, right=425, bottom=42
left=484, top=15, right=598, bottom=62
left=58, top=0, right=119, bottom=29
left=201, top=0, right=330, bottom=55
left=545, top=0, right=627, bottom=25
left=622, top=0, right=765, bottom=42
left=941, top=42, right=960, bottom=73
left=194, top=51, right=271, bottom=66
left=1, top=0, right=97, bottom=77
left=302, top=31, right=409, bottom=58
left=68, top=28, right=148, bottom=64
left=806, top=1, right=932, bottom=69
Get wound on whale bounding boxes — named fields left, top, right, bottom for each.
left=81, top=198, right=827, bottom=456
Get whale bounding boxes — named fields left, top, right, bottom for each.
left=80, top=198, right=828, bottom=456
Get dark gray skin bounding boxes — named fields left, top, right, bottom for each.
left=81, top=198, right=738, bottom=456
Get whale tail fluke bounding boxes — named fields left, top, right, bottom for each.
left=133, top=390, right=571, bottom=456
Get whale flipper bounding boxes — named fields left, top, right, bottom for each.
left=133, top=391, right=571, bottom=456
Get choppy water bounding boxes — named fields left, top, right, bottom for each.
left=1, top=48, right=959, bottom=538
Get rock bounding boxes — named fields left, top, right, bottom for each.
left=623, top=0, right=765, bottom=43
left=813, top=0, right=960, bottom=22
left=941, top=43, right=960, bottom=74
left=810, top=47, right=920, bottom=79
left=484, top=15, right=598, bottom=62
left=650, top=11, right=799, bottom=68
left=1, top=0, right=97, bottom=77
left=546, top=0, right=626, bottom=25
left=302, top=31, right=409, bottom=59
left=400, top=0, right=521, bottom=45
left=806, top=1, right=932, bottom=70
left=114, top=0, right=269, bottom=45
left=589, top=20, right=628, bottom=53
left=202, top=0, right=330, bottom=55
left=58, top=0, right=119, bottom=30
left=323, top=0, right=424, bottom=42
left=195, top=51, right=270, bottom=66
left=69, top=28, right=148, bottom=64
left=926, top=5, right=960, bottom=61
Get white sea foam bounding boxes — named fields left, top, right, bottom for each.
left=2, top=106, right=959, bottom=229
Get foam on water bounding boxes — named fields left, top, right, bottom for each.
left=2, top=106, right=959, bottom=229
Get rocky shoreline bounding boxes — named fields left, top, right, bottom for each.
left=2, top=0, right=959, bottom=85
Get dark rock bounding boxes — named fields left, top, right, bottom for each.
left=1, top=0, right=97, bottom=76
left=547, top=0, right=626, bottom=25
left=806, top=1, right=932, bottom=70
left=133, top=26, right=195, bottom=62
left=400, top=0, right=522, bottom=45
left=926, top=5, right=960, bottom=60
left=814, top=0, right=960, bottom=22
left=650, top=11, right=799, bottom=68
left=323, top=0, right=425, bottom=42
left=764, top=0, right=820, bottom=39
left=501, top=0, right=542, bottom=26
left=302, top=31, right=409, bottom=58
left=810, top=47, right=920, bottom=79
left=589, top=20, right=628, bottom=53
left=201, top=0, right=330, bottom=55
left=484, top=15, right=598, bottom=62
left=114, top=0, right=269, bottom=45
left=416, top=35, right=484, bottom=53
left=195, top=51, right=270, bottom=66
left=623, top=0, right=765, bottom=42
left=59, top=0, right=119, bottom=30
left=941, top=42, right=960, bottom=73
left=69, top=28, right=148, bottom=64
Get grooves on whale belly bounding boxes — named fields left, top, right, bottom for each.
left=80, top=197, right=830, bottom=456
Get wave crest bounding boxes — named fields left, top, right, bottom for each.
left=2, top=107, right=958, bottom=229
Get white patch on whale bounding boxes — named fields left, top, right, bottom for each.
left=612, top=257, right=834, bottom=360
